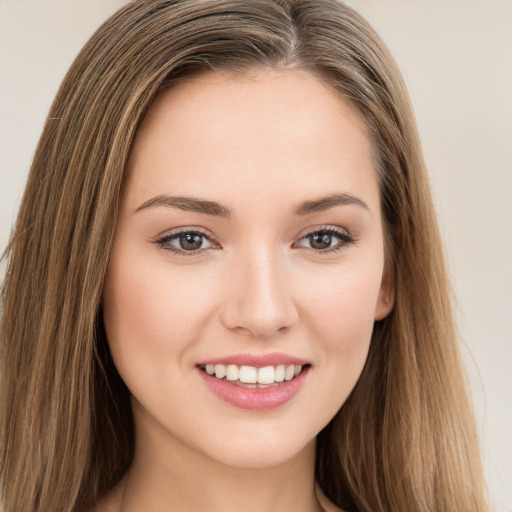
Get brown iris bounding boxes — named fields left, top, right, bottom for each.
left=179, top=232, right=204, bottom=250
left=309, top=232, right=333, bottom=250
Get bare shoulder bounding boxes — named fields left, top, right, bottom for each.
left=315, top=483, right=345, bottom=512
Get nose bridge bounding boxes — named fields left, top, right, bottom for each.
left=220, top=242, right=298, bottom=338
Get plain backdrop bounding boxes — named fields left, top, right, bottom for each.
left=0, top=1, right=511, bottom=510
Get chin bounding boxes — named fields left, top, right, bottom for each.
left=199, top=431, right=316, bottom=469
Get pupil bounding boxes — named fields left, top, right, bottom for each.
left=179, top=233, right=203, bottom=250
left=310, top=232, right=331, bottom=250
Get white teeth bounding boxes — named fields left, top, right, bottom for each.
left=257, top=366, right=275, bottom=384
left=226, top=364, right=239, bottom=381
left=274, top=365, right=285, bottom=382
left=205, top=363, right=305, bottom=384
left=214, top=364, right=226, bottom=379
left=239, top=365, right=258, bottom=384
left=284, top=365, right=295, bottom=381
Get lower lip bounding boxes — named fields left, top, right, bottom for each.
left=197, top=366, right=310, bottom=411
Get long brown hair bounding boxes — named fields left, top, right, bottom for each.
left=0, top=1, right=487, bottom=511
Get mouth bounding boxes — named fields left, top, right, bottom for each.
left=196, top=359, right=311, bottom=410
left=198, top=363, right=309, bottom=388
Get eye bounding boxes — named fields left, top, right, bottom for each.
left=295, top=228, right=355, bottom=253
left=154, top=229, right=217, bottom=255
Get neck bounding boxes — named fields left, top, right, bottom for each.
left=116, top=404, right=322, bottom=512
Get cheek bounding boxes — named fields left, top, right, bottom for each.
left=297, top=262, right=382, bottom=397
left=301, top=261, right=382, bottom=336
left=102, top=254, right=219, bottom=382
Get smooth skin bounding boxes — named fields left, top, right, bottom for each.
left=99, top=68, right=394, bottom=512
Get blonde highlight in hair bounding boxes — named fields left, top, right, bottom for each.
left=1, top=1, right=487, bottom=511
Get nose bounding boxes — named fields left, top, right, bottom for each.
left=219, top=246, right=298, bottom=339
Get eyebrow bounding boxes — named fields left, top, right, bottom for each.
left=293, top=193, right=368, bottom=216
left=135, top=191, right=368, bottom=218
left=135, top=195, right=233, bottom=218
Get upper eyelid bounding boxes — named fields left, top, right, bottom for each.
left=154, top=225, right=354, bottom=251
left=153, top=229, right=219, bottom=257
left=296, top=228, right=353, bottom=243
left=295, top=225, right=352, bottom=239
left=155, top=226, right=217, bottom=242
left=155, top=224, right=350, bottom=239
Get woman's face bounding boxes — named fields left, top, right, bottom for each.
left=103, top=68, right=393, bottom=468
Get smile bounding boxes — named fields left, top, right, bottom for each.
left=196, top=357, right=311, bottom=410
left=200, top=364, right=305, bottom=387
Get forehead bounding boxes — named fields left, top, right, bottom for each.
left=124, top=68, right=378, bottom=211
left=134, top=68, right=370, bottom=153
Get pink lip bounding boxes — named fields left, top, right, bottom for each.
left=196, top=364, right=310, bottom=411
left=198, top=352, right=309, bottom=367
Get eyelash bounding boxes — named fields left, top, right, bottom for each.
left=154, top=228, right=217, bottom=257
left=154, top=226, right=356, bottom=257
left=294, top=227, right=356, bottom=254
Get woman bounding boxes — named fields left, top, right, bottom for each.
left=0, top=1, right=488, bottom=511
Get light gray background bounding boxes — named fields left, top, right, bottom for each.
left=0, top=1, right=511, bottom=510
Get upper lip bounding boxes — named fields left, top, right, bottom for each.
left=197, top=352, right=310, bottom=367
